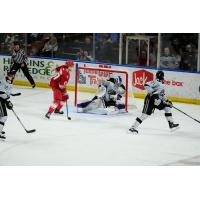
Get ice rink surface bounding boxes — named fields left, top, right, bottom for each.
left=0, top=86, right=200, bottom=166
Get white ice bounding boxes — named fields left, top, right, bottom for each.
left=0, top=86, right=200, bottom=166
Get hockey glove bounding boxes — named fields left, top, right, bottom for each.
left=62, top=93, right=69, bottom=102
left=92, top=96, right=98, bottom=101
left=6, top=101, right=13, bottom=110
left=164, top=100, right=173, bottom=108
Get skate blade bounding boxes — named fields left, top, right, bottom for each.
left=170, top=126, right=180, bottom=132
left=127, top=129, right=139, bottom=135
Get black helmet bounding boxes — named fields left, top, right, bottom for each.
left=108, top=77, right=116, bottom=84
left=6, top=71, right=15, bottom=83
left=13, top=41, right=20, bottom=46
left=7, top=70, right=15, bottom=77
left=156, top=71, right=164, bottom=81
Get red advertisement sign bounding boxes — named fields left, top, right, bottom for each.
left=132, top=69, right=154, bottom=90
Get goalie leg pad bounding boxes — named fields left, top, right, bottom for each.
left=77, top=99, right=103, bottom=113
left=116, top=103, right=125, bottom=110
left=77, top=100, right=93, bottom=108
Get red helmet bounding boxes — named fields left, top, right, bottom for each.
left=65, top=60, right=74, bottom=68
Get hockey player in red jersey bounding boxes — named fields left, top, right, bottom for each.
left=45, top=60, right=74, bottom=119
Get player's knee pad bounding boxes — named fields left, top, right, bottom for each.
left=164, top=107, right=171, bottom=113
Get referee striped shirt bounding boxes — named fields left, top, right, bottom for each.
left=11, top=49, right=28, bottom=64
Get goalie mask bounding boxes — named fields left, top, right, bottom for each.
left=108, top=74, right=123, bottom=85
left=108, top=77, right=116, bottom=84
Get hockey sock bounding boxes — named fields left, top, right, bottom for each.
left=165, top=113, right=173, bottom=122
left=131, top=113, right=148, bottom=129
left=0, top=116, right=7, bottom=132
left=48, top=105, right=56, bottom=113
left=56, top=102, right=63, bottom=111
left=164, top=107, right=173, bottom=123
left=48, top=101, right=63, bottom=113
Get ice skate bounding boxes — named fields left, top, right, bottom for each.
left=169, top=122, right=179, bottom=132
left=128, top=127, right=139, bottom=134
left=45, top=112, right=51, bottom=119
left=0, top=131, right=6, bottom=140
left=54, top=109, right=64, bottom=114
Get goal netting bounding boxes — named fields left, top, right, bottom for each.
left=74, top=66, right=136, bottom=112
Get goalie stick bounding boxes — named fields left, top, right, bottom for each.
left=11, top=108, right=36, bottom=133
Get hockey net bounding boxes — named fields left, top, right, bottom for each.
left=74, top=66, right=136, bottom=112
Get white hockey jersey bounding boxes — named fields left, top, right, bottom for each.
left=97, top=80, right=126, bottom=102
left=144, top=79, right=166, bottom=101
left=0, top=79, right=12, bottom=101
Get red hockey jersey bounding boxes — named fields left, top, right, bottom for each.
left=50, top=65, right=70, bottom=90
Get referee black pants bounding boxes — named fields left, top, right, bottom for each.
left=10, top=63, right=35, bottom=85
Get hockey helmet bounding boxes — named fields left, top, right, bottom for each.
left=13, top=41, right=20, bottom=46
left=7, top=70, right=15, bottom=78
left=65, top=60, right=74, bottom=68
left=156, top=70, right=164, bottom=81
left=6, top=71, right=15, bottom=83
left=108, top=78, right=116, bottom=84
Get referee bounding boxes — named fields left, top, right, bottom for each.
left=10, top=41, right=35, bottom=88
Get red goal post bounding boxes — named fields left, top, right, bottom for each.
left=74, top=66, right=129, bottom=112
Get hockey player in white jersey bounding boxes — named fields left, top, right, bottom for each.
left=129, top=70, right=179, bottom=134
left=77, top=75, right=126, bottom=114
left=0, top=72, right=14, bottom=140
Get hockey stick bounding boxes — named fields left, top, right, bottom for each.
left=66, top=101, right=71, bottom=120
left=11, top=108, right=36, bottom=133
left=11, top=92, right=21, bottom=96
left=172, top=105, right=200, bottom=124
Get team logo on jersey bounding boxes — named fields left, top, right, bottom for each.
left=132, top=69, right=154, bottom=90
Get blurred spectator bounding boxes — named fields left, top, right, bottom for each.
left=42, top=34, right=58, bottom=57
left=77, top=49, right=84, bottom=60
left=138, top=50, right=147, bottom=66
left=4, top=33, right=16, bottom=52
left=149, top=39, right=157, bottom=66
left=77, top=49, right=94, bottom=61
left=84, top=36, right=93, bottom=56
left=28, top=33, right=43, bottom=43
left=160, top=47, right=179, bottom=69
left=96, top=35, right=113, bottom=62
left=180, top=44, right=197, bottom=71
